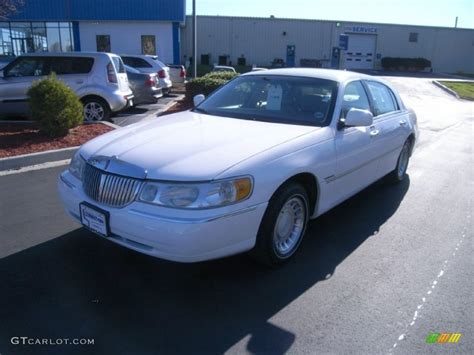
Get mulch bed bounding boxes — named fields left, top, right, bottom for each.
left=0, top=123, right=113, bottom=158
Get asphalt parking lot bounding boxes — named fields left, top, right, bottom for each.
left=112, top=94, right=183, bottom=127
left=0, top=76, right=472, bottom=355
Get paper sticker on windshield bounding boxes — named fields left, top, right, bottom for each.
left=266, top=85, right=283, bottom=111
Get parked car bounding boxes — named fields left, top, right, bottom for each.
left=0, top=52, right=133, bottom=121
left=167, top=64, right=187, bottom=84
left=125, top=65, right=162, bottom=105
left=0, top=56, right=15, bottom=70
left=211, top=65, right=236, bottom=73
left=121, top=55, right=172, bottom=95
left=59, top=68, right=418, bottom=266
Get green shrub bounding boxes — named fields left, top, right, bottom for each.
left=204, top=71, right=239, bottom=80
left=185, top=71, right=239, bottom=100
left=27, top=73, right=83, bottom=137
left=381, top=57, right=431, bottom=71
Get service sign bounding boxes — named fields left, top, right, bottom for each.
left=344, top=25, right=377, bottom=34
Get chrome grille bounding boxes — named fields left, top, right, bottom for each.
left=83, top=163, right=143, bottom=208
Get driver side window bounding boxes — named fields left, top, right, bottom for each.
left=340, top=81, right=370, bottom=118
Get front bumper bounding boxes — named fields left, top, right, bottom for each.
left=58, top=171, right=267, bottom=263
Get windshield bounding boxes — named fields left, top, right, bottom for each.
left=195, top=75, right=338, bottom=126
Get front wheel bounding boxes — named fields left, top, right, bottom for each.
left=251, top=183, right=310, bottom=266
left=386, top=139, right=411, bottom=183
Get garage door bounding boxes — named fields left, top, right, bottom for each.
left=343, top=34, right=376, bottom=70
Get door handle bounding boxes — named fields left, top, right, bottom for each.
left=399, top=120, right=407, bottom=126
left=76, top=80, right=84, bottom=84
left=370, top=129, right=380, bottom=137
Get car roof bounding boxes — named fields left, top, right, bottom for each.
left=243, top=68, right=375, bottom=83
left=19, top=52, right=116, bottom=58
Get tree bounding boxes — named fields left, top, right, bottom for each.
left=0, top=0, right=25, bottom=20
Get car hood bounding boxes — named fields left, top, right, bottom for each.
left=81, top=111, right=318, bottom=181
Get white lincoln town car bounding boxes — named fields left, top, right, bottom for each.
left=59, top=68, right=418, bottom=265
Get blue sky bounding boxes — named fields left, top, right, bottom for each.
left=186, top=0, right=474, bottom=29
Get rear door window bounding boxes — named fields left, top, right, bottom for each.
left=4, top=57, right=49, bottom=77
left=50, top=57, right=94, bottom=75
left=365, top=81, right=398, bottom=116
left=122, top=57, right=152, bottom=68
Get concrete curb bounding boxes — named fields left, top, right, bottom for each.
left=0, top=121, right=118, bottom=171
left=144, top=94, right=185, bottom=121
left=432, top=80, right=460, bottom=99
left=0, top=146, right=79, bottom=171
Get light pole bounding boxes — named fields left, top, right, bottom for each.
left=192, top=0, right=197, bottom=78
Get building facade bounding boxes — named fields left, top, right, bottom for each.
left=1, top=0, right=185, bottom=64
left=181, top=15, right=474, bottom=74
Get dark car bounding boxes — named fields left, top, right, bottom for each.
left=124, top=65, right=163, bottom=105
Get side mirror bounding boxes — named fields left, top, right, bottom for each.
left=193, top=94, right=205, bottom=107
left=341, top=108, right=373, bottom=128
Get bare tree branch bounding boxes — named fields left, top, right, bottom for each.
left=0, top=0, right=25, bottom=20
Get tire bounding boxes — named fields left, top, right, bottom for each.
left=251, top=182, right=310, bottom=266
left=386, top=139, right=411, bottom=183
left=82, top=97, right=111, bottom=122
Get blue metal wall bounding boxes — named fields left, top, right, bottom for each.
left=8, top=0, right=186, bottom=22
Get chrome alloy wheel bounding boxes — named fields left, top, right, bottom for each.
left=272, top=195, right=307, bottom=257
left=84, top=102, right=105, bottom=121
left=397, top=142, right=410, bottom=179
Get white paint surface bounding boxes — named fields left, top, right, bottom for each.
left=79, top=21, right=174, bottom=64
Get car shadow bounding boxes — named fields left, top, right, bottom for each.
left=0, top=177, right=410, bottom=355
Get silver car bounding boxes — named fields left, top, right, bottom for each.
left=125, top=65, right=163, bottom=105
left=0, top=52, right=134, bottom=121
left=166, top=64, right=187, bottom=84
left=121, top=55, right=173, bottom=95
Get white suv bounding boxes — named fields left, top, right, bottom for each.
left=0, top=52, right=134, bottom=121
left=121, top=55, right=173, bottom=95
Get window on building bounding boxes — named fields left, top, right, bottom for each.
left=218, top=55, right=228, bottom=65
left=59, top=24, right=73, bottom=52
left=46, top=22, right=61, bottom=52
left=32, top=24, right=47, bottom=52
left=409, top=32, right=418, bottom=43
left=0, top=22, right=73, bottom=56
left=366, top=81, right=398, bottom=116
left=141, top=35, right=156, bottom=55
left=0, top=22, right=13, bottom=56
left=96, top=35, right=110, bottom=52
left=201, top=54, right=210, bottom=65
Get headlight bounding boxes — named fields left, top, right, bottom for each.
left=69, top=152, right=85, bottom=180
left=139, top=176, right=253, bottom=209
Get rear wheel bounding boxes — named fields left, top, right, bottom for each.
left=386, top=139, right=411, bottom=183
left=251, top=183, right=309, bottom=266
left=82, top=97, right=111, bottom=122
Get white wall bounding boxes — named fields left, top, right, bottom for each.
left=182, top=16, right=474, bottom=73
left=79, top=21, right=174, bottom=64
left=182, top=16, right=334, bottom=67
